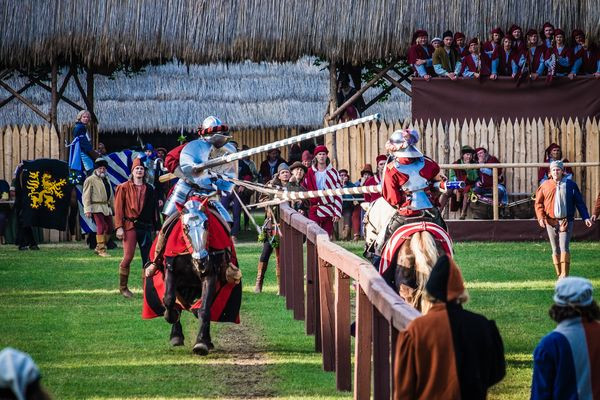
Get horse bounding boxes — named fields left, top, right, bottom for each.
left=362, top=197, right=452, bottom=313
left=143, top=195, right=242, bottom=355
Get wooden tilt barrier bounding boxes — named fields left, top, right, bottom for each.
left=441, top=162, right=600, bottom=221
left=278, top=202, right=419, bottom=399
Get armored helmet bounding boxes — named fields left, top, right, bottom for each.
left=388, top=129, right=423, bottom=158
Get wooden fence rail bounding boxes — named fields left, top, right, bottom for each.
left=279, top=202, right=420, bottom=399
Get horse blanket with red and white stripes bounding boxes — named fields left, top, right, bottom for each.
left=303, top=164, right=342, bottom=218
left=379, top=222, right=453, bottom=275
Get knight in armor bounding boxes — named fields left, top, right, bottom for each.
left=377, top=129, right=446, bottom=253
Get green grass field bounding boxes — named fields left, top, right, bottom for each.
left=1, top=240, right=599, bottom=399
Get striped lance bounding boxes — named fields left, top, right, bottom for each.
left=191, top=114, right=380, bottom=173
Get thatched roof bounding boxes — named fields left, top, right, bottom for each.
left=0, top=58, right=410, bottom=132
left=2, top=1, right=599, bottom=68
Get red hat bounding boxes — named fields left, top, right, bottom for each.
left=313, top=145, right=329, bottom=156
left=454, top=32, right=465, bottom=41
left=491, top=27, right=503, bottom=35
left=502, top=34, right=513, bottom=42
left=526, top=29, right=538, bottom=37
left=360, top=164, right=373, bottom=175
left=508, top=24, right=522, bottom=35
left=475, top=147, right=487, bottom=154
left=542, top=22, right=554, bottom=30
left=572, top=29, right=585, bottom=40
left=554, top=29, right=565, bottom=37
left=414, top=29, right=428, bottom=38
left=468, top=37, right=479, bottom=46
left=301, top=150, right=313, bottom=162
left=131, top=157, right=144, bottom=170
left=375, top=154, right=387, bottom=164
left=544, top=143, right=562, bottom=161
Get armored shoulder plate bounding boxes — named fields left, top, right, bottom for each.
left=179, top=139, right=238, bottom=192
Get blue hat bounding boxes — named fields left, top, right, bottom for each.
left=554, top=277, right=593, bottom=307
left=0, top=348, right=41, bottom=400
left=144, top=143, right=154, bottom=151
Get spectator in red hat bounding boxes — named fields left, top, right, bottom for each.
left=540, top=22, right=555, bottom=50
left=460, top=38, right=492, bottom=78
left=538, top=143, right=573, bottom=184
left=483, top=27, right=504, bottom=57
left=433, top=30, right=462, bottom=80
left=363, top=155, right=387, bottom=203
left=526, top=29, right=547, bottom=79
left=259, top=148, right=286, bottom=184
left=439, top=146, right=478, bottom=219
left=301, top=150, right=314, bottom=169
left=473, top=147, right=508, bottom=204
left=453, top=32, right=468, bottom=57
left=302, top=145, right=342, bottom=237
left=545, top=29, right=576, bottom=79
left=491, top=35, right=525, bottom=79
left=507, top=24, right=526, bottom=54
left=571, top=30, right=597, bottom=75
left=408, top=30, right=436, bottom=81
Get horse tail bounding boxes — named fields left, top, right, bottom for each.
left=409, top=231, right=440, bottom=314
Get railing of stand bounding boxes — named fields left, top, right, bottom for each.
left=278, top=202, right=419, bottom=399
left=441, top=161, right=600, bottom=220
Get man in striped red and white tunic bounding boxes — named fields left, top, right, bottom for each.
left=303, top=145, right=342, bottom=237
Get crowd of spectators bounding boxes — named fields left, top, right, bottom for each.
left=408, top=24, right=600, bottom=81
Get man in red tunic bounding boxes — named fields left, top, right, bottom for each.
left=302, top=145, right=342, bottom=237
left=407, top=30, right=436, bottom=81
left=363, top=154, right=387, bottom=203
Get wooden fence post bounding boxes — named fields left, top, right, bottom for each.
left=373, top=307, right=391, bottom=400
left=318, top=257, right=336, bottom=372
left=279, top=220, right=287, bottom=298
left=492, top=167, right=499, bottom=220
left=306, top=239, right=322, bottom=352
left=334, top=269, right=351, bottom=391
left=354, top=287, right=372, bottom=400
left=291, top=218, right=305, bottom=320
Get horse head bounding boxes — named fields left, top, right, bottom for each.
left=181, top=196, right=209, bottom=264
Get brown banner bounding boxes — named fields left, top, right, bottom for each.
left=412, top=76, right=600, bottom=122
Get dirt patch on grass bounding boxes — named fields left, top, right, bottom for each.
left=213, top=319, right=275, bottom=398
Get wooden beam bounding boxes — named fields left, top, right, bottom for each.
left=328, top=61, right=339, bottom=166
left=71, top=67, right=98, bottom=123
left=363, top=84, right=395, bottom=111
left=328, top=59, right=398, bottom=121
left=86, top=68, right=94, bottom=115
left=0, top=80, right=51, bottom=122
left=0, top=81, right=36, bottom=108
left=17, top=70, right=85, bottom=113
left=50, top=62, right=58, bottom=129
left=379, top=71, right=413, bottom=98
left=57, top=69, right=73, bottom=98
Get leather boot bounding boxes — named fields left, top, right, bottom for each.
left=275, top=247, right=281, bottom=295
left=119, top=267, right=133, bottom=298
left=560, top=253, right=570, bottom=278
left=552, top=254, right=560, bottom=277
left=96, top=234, right=110, bottom=257
left=254, top=261, right=268, bottom=293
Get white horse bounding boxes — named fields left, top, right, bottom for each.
left=362, top=197, right=450, bottom=313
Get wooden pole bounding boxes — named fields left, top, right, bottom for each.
left=328, top=61, right=339, bottom=167
left=439, top=161, right=600, bottom=169
left=0, top=80, right=51, bottom=122
left=50, top=61, right=59, bottom=131
left=0, top=81, right=36, bottom=108
left=492, top=167, right=499, bottom=220
left=71, top=67, right=98, bottom=123
left=17, top=70, right=84, bottom=113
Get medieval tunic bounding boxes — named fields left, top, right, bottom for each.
left=303, top=163, right=342, bottom=235
left=407, top=44, right=436, bottom=77
left=448, top=159, right=478, bottom=193
left=491, top=47, right=522, bottom=76
left=432, top=47, right=461, bottom=76
left=381, top=157, right=439, bottom=217
left=363, top=174, right=382, bottom=203
left=572, top=44, right=598, bottom=75
left=546, top=46, right=574, bottom=76
left=527, top=45, right=547, bottom=76
left=531, top=318, right=600, bottom=399
left=394, top=256, right=505, bottom=400
left=460, top=52, right=492, bottom=78
left=534, top=179, right=589, bottom=222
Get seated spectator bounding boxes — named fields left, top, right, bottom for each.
left=572, top=29, right=597, bottom=76
left=483, top=27, right=503, bottom=57
left=301, top=150, right=313, bottom=169
left=433, top=31, right=462, bottom=80
left=439, top=146, right=478, bottom=219
left=394, top=255, right=505, bottom=399
left=473, top=147, right=508, bottom=204
left=491, top=35, right=525, bottom=79
left=259, top=149, right=286, bottom=183
left=338, top=169, right=361, bottom=241
left=526, top=29, right=547, bottom=80
left=460, top=38, right=492, bottom=79
left=540, top=22, right=555, bottom=50
left=531, top=277, right=600, bottom=399
left=592, top=190, right=600, bottom=222
left=453, top=32, right=468, bottom=57
left=545, top=29, right=576, bottom=79
left=431, top=37, right=442, bottom=50
left=507, top=24, right=526, bottom=54
left=538, top=143, right=573, bottom=184
left=336, top=73, right=365, bottom=121
left=408, top=30, right=436, bottom=81
left=363, top=155, right=386, bottom=203
left=0, top=347, right=52, bottom=399
left=356, top=163, right=373, bottom=187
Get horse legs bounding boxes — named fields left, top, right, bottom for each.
left=169, top=320, right=184, bottom=346
left=162, top=258, right=180, bottom=324
left=193, top=273, right=216, bottom=356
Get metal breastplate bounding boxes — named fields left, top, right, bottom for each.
left=395, top=158, right=433, bottom=210
left=179, top=139, right=237, bottom=193
left=162, top=180, right=194, bottom=216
